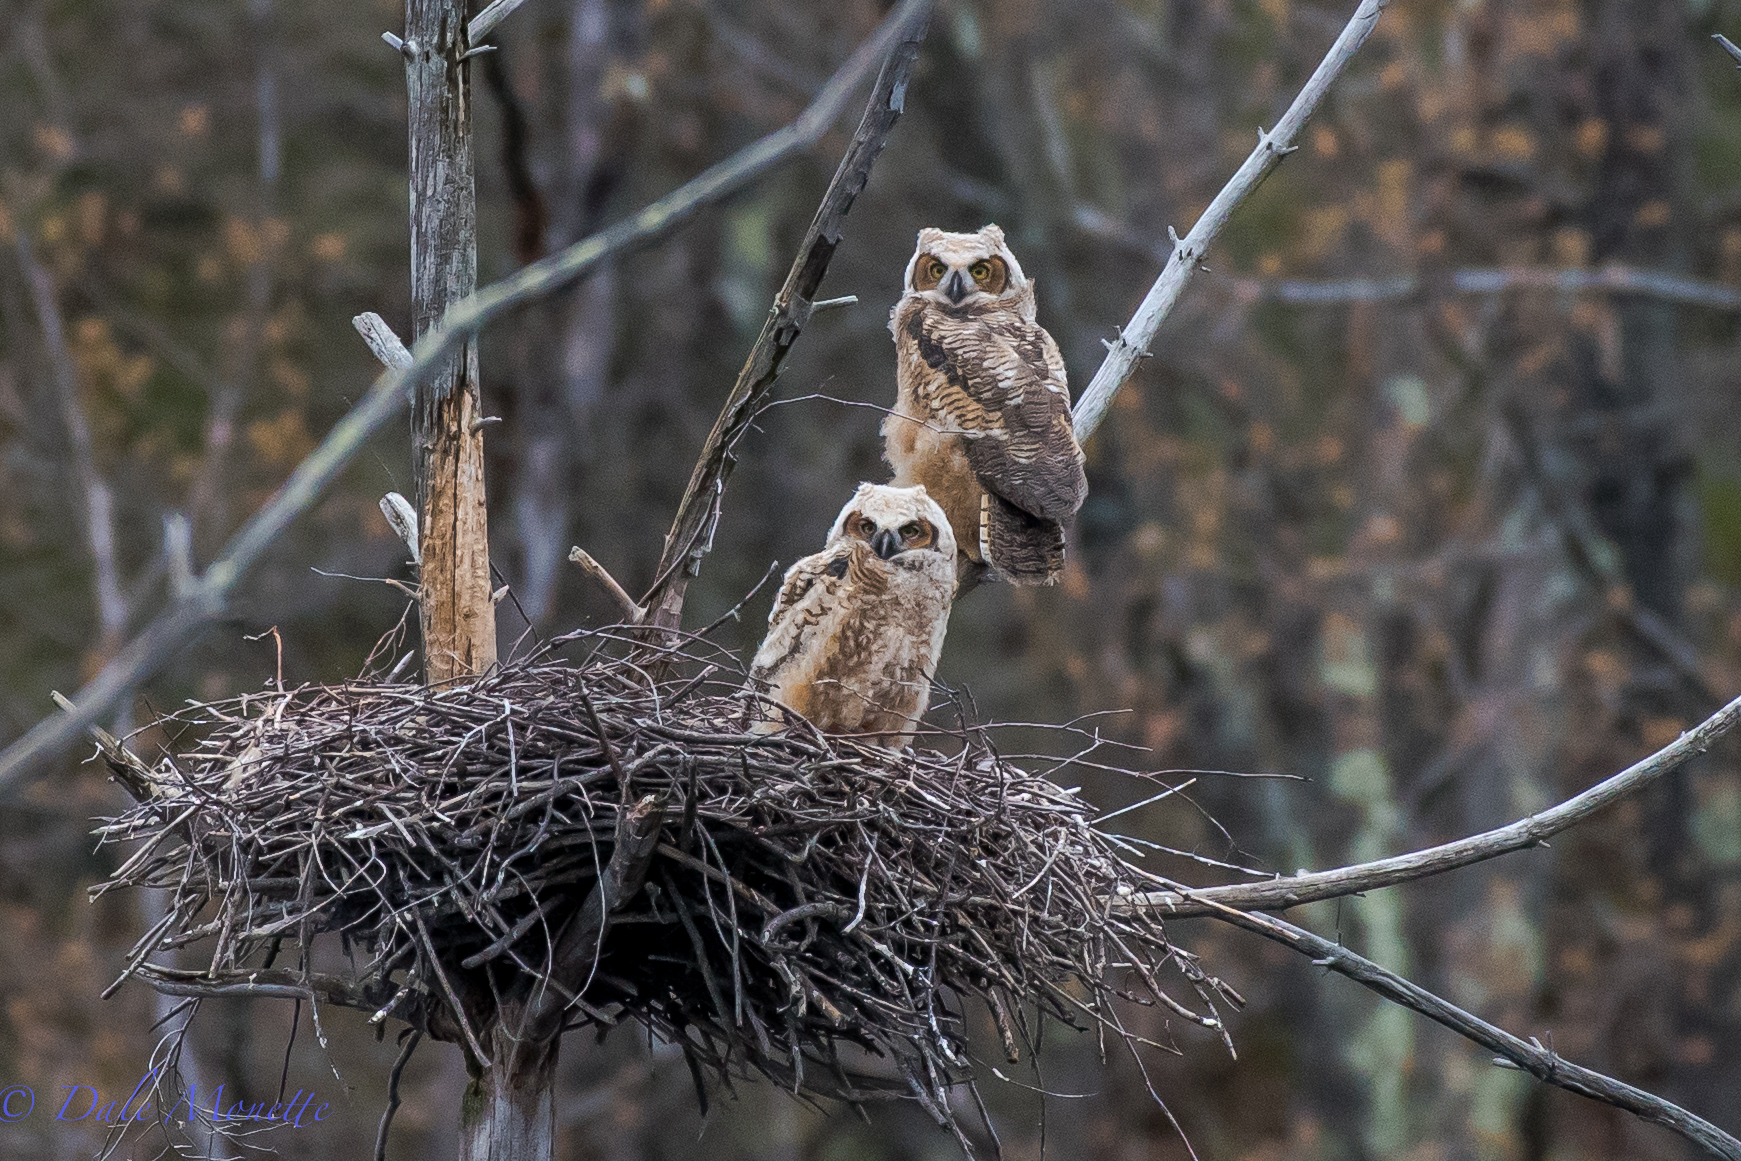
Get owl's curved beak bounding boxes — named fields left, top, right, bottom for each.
left=943, top=269, right=969, bottom=304
left=870, top=529, right=901, bottom=560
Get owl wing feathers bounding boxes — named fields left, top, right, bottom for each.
left=986, top=493, right=1067, bottom=583
left=903, top=305, right=1086, bottom=522
left=750, top=550, right=847, bottom=685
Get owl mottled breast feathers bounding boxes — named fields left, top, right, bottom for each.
left=885, top=225, right=1087, bottom=587
left=897, top=299, right=1084, bottom=521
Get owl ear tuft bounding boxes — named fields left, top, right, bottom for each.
left=979, top=223, right=1006, bottom=244
left=917, top=227, right=947, bottom=248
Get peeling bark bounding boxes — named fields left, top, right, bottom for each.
left=406, top=0, right=497, bottom=684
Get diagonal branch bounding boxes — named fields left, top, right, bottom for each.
left=1219, top=264, right=1741, bottom=310
left=467, top=0, right=532, bottom=44
left=1128, top=688, right=1741, bottom=916
left=639, top=0, right=934, bottom=630
left=522, top=793, right=665, bottom=1042
left=1206, top=907, right=1741, bottom=1160
left=1071, top=0, right=1388, bottom=442
left=0, top=6, right=925, bottom=794
left=17, top=233, right=128, bottom=656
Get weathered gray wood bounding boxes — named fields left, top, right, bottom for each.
left=353, top=311, right=414, bottom=370
left=456, top=1023, right=559, bottom=1161
left=468, top=0, right=532, bottom=43
left=404, top=0, right=498, bottom=684
left=641, top=0, right=934, bottom=631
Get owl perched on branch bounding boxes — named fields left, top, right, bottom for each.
left=884, top=224, right=1088, bottom=589
left=749, top=484, right=956, bottom=748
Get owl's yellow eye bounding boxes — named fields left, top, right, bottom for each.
left=973, top=255, right=1009, bottom=293
left=856, top=517, right=877, bottom=539
left=927, top=259, right=946, bottom=280
left=901, top=521, right=933, bottom=547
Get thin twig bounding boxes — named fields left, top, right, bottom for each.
left=373, top=1028, right=421, bottom=1161
left=1071, top=0, right=1388, bottom=441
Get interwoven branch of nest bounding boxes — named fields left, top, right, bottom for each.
left=91, top=641, right=1238, bottom=1125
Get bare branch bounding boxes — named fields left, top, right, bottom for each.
left=1220, top=265, right=1741, bottom=310
left=1716, top=32, right=1741, bottom=68
left=380, top=493, right=421, bottom=566
left=568, top=547, right=645, bottom=623
left=467, top=0, right=532, bottom=44
left=353, top=312, right=414, bottom=369
left=1071, top=0, right=1388, bottom=441
left=1207, top=907, right=1741, bottom=1161
left=640, top=0, right=934, bottom=630
left=1129, top=688, right=1741, bottom=916
left=16, top=233, right=127, bottom=653
left=132, top=963, right=410, bottom=1015
left=0, top=7, right=922, bottom=793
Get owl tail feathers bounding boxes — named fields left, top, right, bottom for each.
left=980, top=491, right=1067, bottom=585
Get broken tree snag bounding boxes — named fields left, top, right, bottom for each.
left=405, top=0, right=497, bottom=684
left=639, top=0, right=934, bottom=635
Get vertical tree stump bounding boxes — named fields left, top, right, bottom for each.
left=402, top=1, right=522, bottom=1155
left=457, top=1019, right=559, bottom=1161
left=406, top=0, right=497, bottom=686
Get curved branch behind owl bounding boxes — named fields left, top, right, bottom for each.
left=749, top=484, right=956, bottom=748
left=885, top=224, right=1087, bottom=589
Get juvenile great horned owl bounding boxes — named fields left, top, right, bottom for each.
left=749, top=484, right=956, bottom=748
left=884, top=224, right=1087, bottom=589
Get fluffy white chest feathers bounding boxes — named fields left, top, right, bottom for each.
left=750, top=484, right=956, bottom=748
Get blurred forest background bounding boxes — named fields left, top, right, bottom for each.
left=5, top=0, right=1741, bottom=1158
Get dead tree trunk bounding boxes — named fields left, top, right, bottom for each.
left=456, top=1021, right=560, bottom=1161
left=401, top=1, right=524, bottom=1156
left=406, top=0, right=497, bottom=686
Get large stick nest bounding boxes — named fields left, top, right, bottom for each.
left=93, top=634, right=1238, bottom=1138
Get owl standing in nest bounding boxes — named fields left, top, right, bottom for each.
left=750, top=483, right=956, bottom=748
left=885, top=224, right=1087, bottom=589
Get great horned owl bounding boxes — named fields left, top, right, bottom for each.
left=884, top=224, right=1087, bottom=589
left=749, top=483, right=956, bottom=748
